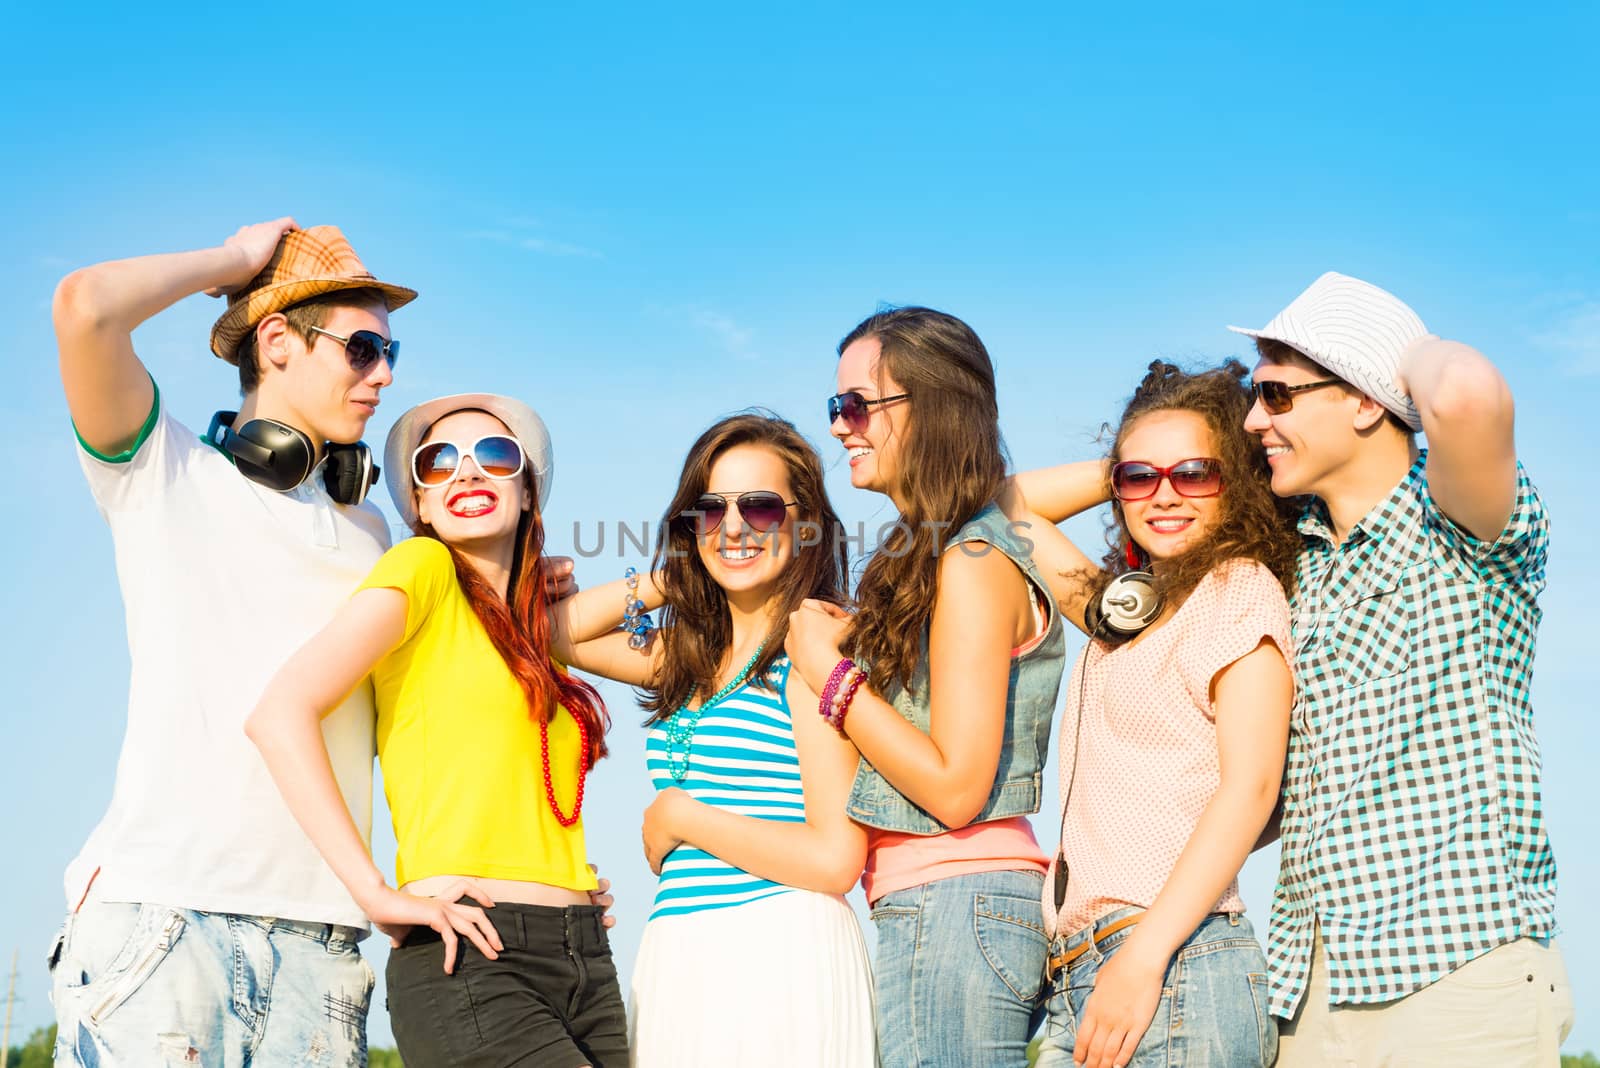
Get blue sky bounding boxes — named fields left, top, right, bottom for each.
left=2, top=1, right=1595, bottom=1052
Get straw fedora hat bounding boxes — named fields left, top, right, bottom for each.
left=383, top=393, right=555, bottom=531
left=209, top=225, right=417, bottom=363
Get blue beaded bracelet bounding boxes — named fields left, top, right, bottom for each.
left=623, top=566, right=656, bottom=649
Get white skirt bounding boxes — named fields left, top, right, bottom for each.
left=629, top=888, right=878, bottom=1067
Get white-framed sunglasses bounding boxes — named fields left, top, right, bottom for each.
left=410, top=434, right=526, bottom=488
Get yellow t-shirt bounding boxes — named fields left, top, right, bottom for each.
left=357, top=537, right=597, bottom=891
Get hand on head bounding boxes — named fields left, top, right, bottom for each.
left=205, top=218, right=299, bottom=298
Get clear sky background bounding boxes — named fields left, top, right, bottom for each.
left=2, top=1, right=1595, bottom=1053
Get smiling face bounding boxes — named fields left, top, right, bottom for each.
left=414, top=409, right=530, bottom=552
left=273, top=301, right=394, bottom=445
left=1243, top=349, right=1372, bottom=500
left=831, top=335, right=910, bottom=498
left=694, top=443, right=798, bottom=605
left=1117, top=409, right=1226, bottom=562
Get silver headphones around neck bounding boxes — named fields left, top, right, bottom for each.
left=1082, top=570, right=1162, bottom=639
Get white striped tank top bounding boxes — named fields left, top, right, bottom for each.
left=645, top=656, right=804, bottom=919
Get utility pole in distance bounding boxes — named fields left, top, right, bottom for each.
left=0, top=948, right=17, bottom=1068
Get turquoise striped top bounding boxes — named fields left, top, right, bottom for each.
left=646, top=656, right=805, bottom=919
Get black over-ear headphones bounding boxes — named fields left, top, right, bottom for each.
left=207, top=411, right=378, bottom=506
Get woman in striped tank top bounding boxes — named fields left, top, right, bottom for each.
left=553, top=413, right=877, bottom=1067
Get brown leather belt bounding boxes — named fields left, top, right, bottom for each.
left=1045, top=911, right=1144, bottom=982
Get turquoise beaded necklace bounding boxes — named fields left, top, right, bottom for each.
left=666, top=639, right=767, bottom=783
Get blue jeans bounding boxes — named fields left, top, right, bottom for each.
left=869, top=868, right=1048, bottom=1068
left=48, top=898, right=373, bottom=1066
left=1035, top=908, right=1277, bottom=1068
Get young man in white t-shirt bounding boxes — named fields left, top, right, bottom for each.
left=48, top=219, right=414, bottom=1066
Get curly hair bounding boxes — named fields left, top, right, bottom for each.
left=641, top=412, right=850, bottom=722
left=1085, top=359, right=1301, bottom=633
left=838, top=306, right=1008, bottom=695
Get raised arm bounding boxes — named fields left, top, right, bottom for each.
left=788, top=544, right=1030, bottom=829
left=1399, top=336, right=1518, bottom=541
left=548, top=569, right=666, bottom=687
left=998, top=460, right=1111, bottom=632
left=245, top=588, right=501, bottom=972
left=1006, top=459, right=1113, bottom=525
left=56, top=219, right=297, bottom=454
left=1070, top=637, right=1292, bottom=1068
left=641, top=666, right=868, bottom=893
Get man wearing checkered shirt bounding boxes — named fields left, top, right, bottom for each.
left=1231, top=273, right=1573, bottom=1065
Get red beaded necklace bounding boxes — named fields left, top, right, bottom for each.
left=540, top=711, right=589, bottom=827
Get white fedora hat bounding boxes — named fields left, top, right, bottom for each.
left=1228, top=271, right=1427, bottom=430
left=383, top=392, right=554, bottom=530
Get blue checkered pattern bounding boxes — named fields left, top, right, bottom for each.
left=1266, top=454, right=1557, bottom=1018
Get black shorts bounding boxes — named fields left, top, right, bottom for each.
left=386, top=902, right=627, bottom=1067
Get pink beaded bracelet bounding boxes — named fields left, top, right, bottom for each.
left=818, top=657, right=856, bottom=722
left=823, top=664, right=857, bottom=728
left=832, top=666, right=867, bottom=731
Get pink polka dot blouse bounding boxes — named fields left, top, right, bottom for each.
left=1042, top=558, right=1291, bottom=938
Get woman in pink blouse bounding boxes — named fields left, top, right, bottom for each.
left=1002, top=360, right=1302, bottom=1068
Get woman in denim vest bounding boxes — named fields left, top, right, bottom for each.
left=1006, top=361, right=1299, bottom=1068
left=788, top=306, right=1067, bottom=1067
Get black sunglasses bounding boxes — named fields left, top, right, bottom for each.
left=827, top=390, right=910, bottom=432
left=683, top=491, right=798, bottom=536
left=1251, top=377, right=1341, bottom=414
left=307, top=325, right=399, bottom=373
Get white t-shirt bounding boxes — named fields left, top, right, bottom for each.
left=67, top=389, right=391, bottom=928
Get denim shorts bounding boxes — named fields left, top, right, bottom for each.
left=386, top=902, right=627, bottom=1068
left=869, top=868, right=1048, bottom=1068
left=48, top=898, right=373, bottom=1066
left=1035, top=908, right=1277, bottom=1068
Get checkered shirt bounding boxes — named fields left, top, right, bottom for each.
left=1266, top=453, right=1557, bottom=1018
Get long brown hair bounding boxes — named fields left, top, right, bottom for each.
left=412, top=411, right=609, bottom=764
left=1087, top=359, right=1301, bottom=626
left=642, top=412, right=849, bottom=723
left=838, top=306, right=1008, bottom=695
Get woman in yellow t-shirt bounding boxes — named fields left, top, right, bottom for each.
left=247, top=392, right=626, bottom=1068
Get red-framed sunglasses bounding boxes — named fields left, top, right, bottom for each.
left=1110, top=458, right=1224, bottom=501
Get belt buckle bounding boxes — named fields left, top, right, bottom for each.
left=1046, top=912, right=1145, bottom=982
left=1045, top=941, right=1090, bottom=983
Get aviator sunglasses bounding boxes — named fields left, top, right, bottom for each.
left=827, top=390, right=910, bottom=433
left=411, top=434, right=526, bottom=488
left=1111, top=458, right=1224, bottom=501
left=1251, top=377, right=1342, bottom=414
left=306, top=325, right=400, bottom=373
left=683, top=491, right=798, bottom=536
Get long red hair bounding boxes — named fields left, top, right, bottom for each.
left=413, top=417, right=609, bottom=764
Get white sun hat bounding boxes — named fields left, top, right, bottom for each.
left=1228, top=271, right=1428, bottom=430
left=383, top=392, right=554, bottom=530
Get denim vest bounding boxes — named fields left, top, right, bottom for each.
left=846, top=502, right=1067, bottom=834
